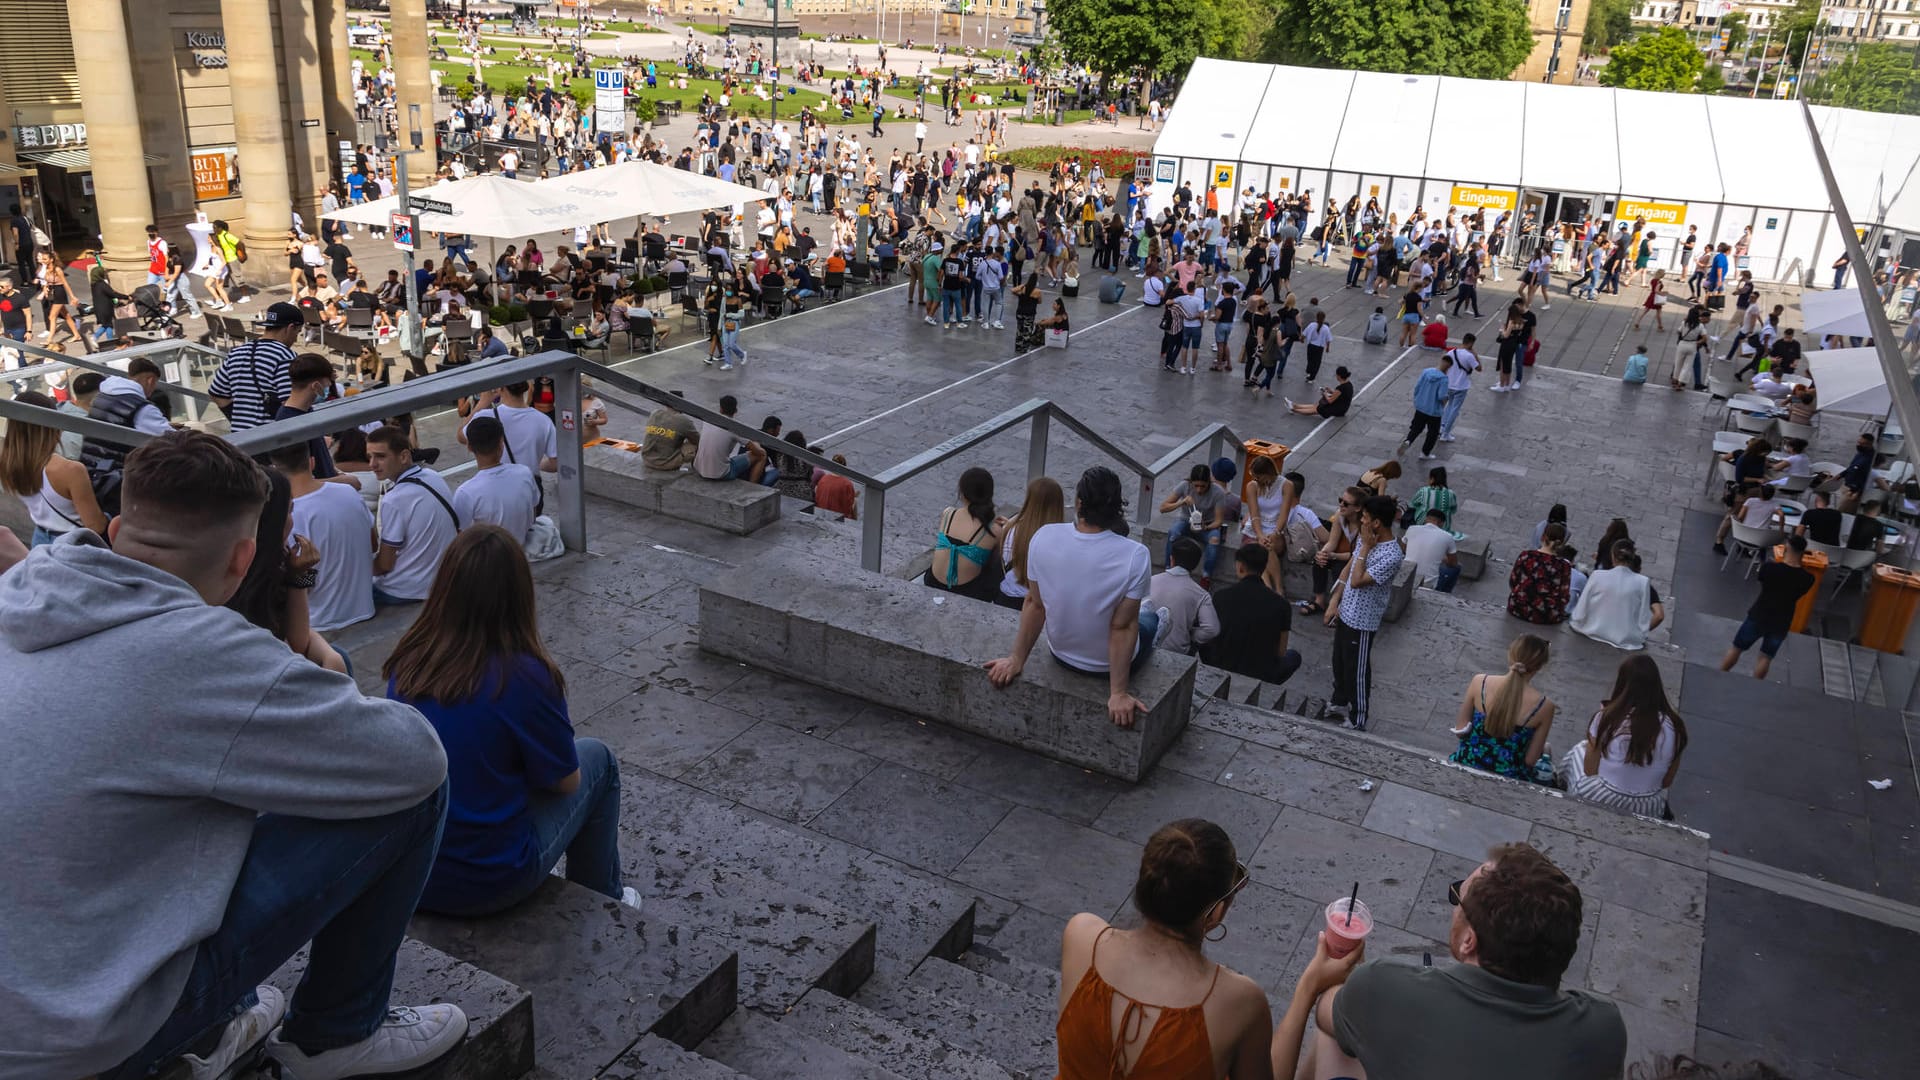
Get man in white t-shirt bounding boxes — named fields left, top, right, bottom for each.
left=1439, top=334, right=1479, bottom=443
left=452, top=415, right=538, bottom=545
left=1401, top=509, right=1460, bottom=590
left=986, top=467, right=1157, bottom=727
left=458, top=381, right=557, bottom=508
left=367, top=426, right=458, bottom=604
left=692, top=393, right=774, bottom=485
left=270, top=440, right=376, bottom=632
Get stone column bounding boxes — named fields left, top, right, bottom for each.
left=223, top=0, right=296, bottom=252
left=389, top=0, right=435, bottom=188
left=313, top=0, right=357, bottom=149
left=71, top=0, right=156, bottom=289
left=277, top=0, right=331, bottom=229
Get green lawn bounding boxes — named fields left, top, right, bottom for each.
left=678, top=22, right=730, bottom=36
left=1013, top=108, right=1095, bottom=125
left=601, top=20, right=665, bottom=33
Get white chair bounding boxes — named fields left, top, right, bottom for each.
left=1774, top=474, right=1812, bottom=496
left=1777, top=420, right=1816, bottom=443
left=1810, top=462, right=1846, bottom=494
left=1723, top=520, right=1785, bottom=578
left=1707, top=374, right=1737, bottom=401
left=1707, top=456, right=1738, bottom=495
left=1732, top=410, right=1778, bottom=437
left=1829, top=544, right=1880, bottom=594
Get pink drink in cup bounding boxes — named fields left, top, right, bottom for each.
left=1323, top=897, right=1373, bottom=960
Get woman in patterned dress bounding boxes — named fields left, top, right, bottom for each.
left=1448, top=634, right=1557, bottom=785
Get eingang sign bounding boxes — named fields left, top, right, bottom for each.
left=1450, top=185, right=1516, bottom=212
left=1616, top=198, right=1687, bottom=226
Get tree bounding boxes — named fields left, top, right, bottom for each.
left=1597, top=26, right=1705, bottom=92
left=1779, top=0, right=1825, bottom=66
left=1045, top=0, right=1210, bottom=91
left=1807, top=43, right=1920, bottom=114
left=1584, top=0, right=1636, bottom=51
left=1719, top=12, right=1747, bottom=55
left=1257, top=0, right=1534, bottom=81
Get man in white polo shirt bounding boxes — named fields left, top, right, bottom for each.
left=270, top=440, right=376, bottom=632
left=452, top=415, right=538, bottom=546
left=986, top=467, right=1158, bottom=728
left=459, top=380, right=558, bottom=476
left=366, top=426, right=457, bottom=604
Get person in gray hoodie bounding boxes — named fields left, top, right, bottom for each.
left=0, top=431, right=465, bottom=1080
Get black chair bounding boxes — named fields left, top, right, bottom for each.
left=761, top=287, right=787, bottom=319
left=322, top=329, right=361, bottom=358
left=824, top=270, right=845, bottom=302
left=442, top=318, right=474, bottom=365
left=678, top=294, right=705, bottom=329
left=526, top=297, right=555, bottom=322
left=298, top=301, right=325, bottom=344
left=668, top=269, right=690, bottom=300
left=595, top=283, right=616, bottom=308
left=345, top=306, right=375, bottom=331
left=878, top=254, right=899, bottom=284
left=619, top=236, right=641, bottom=271
left=630, top=316, right=658, bottom=353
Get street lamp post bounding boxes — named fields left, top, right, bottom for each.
left=396, top=104, right=427, bottom=378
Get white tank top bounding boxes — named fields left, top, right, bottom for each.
left=1242, top=480, right=1286, bottom=540
left=25, top=467, right=81, bottom=534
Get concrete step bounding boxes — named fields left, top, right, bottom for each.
left=955, top=946, right=1062, bottom=1006
left=627, top=769, right=977, bottom=974
left=602, top=1032, right=756, bottom=1079
left=699, top=1006, right=909, bottom=1080
left=266, top=938, right=534, bottom=1080
left=645, top=871, right=878, bottom=1010
left=905, top=957, right=1057, bottom=1078
left=785, top=988, right=1020, bottom=1080
left=410, top=877, right=738, bottom=1079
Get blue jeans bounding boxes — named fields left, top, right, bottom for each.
left=30, top=525, right=60, bottom=547
left=421, top=738, right=622, bottom=916
left=106, top=782, right=449, bottom=1077
left=982, top=288, right=1004, bottom=325
left=721, top=324, right=745, bottom=362
left=372, top=584, right=422, bottom=606
left=941, top=287, right=964, bottom=324
left=1440, top=388, right=1468, bottom=437
left=1166, top=519, right=1225, bottom=578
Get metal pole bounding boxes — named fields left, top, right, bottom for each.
left=1027, top=409, right=1049, bottom=483
left=551, top=364, right=587, bottom=552
left=396, top=142, right=425, bottom=378
left=1799, top=101, right=1920, bottom=482
left=861, top=485, right=885, bottom=571
left=771, top=0, right=779, bottom=124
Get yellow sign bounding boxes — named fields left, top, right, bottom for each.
left=1213, top=164, right=1234, bottom=188
left=191, top=152, right=230, bottom=201
left=1369, top=184, right=1381, bottom=197
left=1616, top=198, right=1687, bottom=226
left=1278, top=176, right=1291, bottom=190
left=1450, top=185, right=1517, bottom=212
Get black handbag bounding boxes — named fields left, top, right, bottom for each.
left=1707, top=293, right=1726, bottom=310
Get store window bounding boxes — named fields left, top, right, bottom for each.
left=189, top=145, right=241, bottom=202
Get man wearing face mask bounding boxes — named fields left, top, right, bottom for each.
left=271, top=352, right=342, bottom=479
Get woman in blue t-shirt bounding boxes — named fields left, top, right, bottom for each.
left=386, top=525, right=635, bottom=916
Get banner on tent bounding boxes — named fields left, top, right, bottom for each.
left=1213, top=164, right=1234, bottom=188
left=1617, top=198, right=1687, bottom=227
left=1450, top=185, right=1516, bottom=212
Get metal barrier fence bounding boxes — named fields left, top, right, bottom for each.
left=1, top=349, right=1247, bottom=573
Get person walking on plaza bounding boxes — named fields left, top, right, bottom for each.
left=1439, top=334, right=1478, bottom=442
left=1322, top=495, right=1403, bottom=731
left=1398, top=351, right=1450, bottom=460
left=1719, top=535, right=1815, bottom=680
left=1630, top=269, right=1668, bottom=333
left=1449, top=252, right=1482, bottom=318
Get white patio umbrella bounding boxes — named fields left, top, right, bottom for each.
left=1800, top=288, right=1875, bottom=339
left=544, top=161, right=770, bottom=224
left=1805, top=347, right=1893, bottom=416
left=321, top=174, right=583, bottom=239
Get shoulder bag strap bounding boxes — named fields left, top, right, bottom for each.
left=398, top=474, right=459, bottom=531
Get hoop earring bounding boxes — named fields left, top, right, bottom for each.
left=1205, top=923, right=1227, bottom=942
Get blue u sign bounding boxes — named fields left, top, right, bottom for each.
left=594, top=69, right=623, bottom=91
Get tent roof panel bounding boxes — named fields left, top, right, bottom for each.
left=1705, top=96, right=1829, bottom=209
left=1152, top=58, right=1269, bottom=162
left=1613, top=88, right=1720, bottom=202
left=1423, top=78, right=1523, bottom=184
left=1330, top=73, right=1440, bottom=177
left=1810, top=104, right=1920, bottom=227
left=1241, top=66, right=1354, bottom=171
left=1518, top=82, right=1618, bottom=194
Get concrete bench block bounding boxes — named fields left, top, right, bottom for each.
left=266, top=938, right=534, bottom=1080
left=699, top=548, right=1197, bottom=782
left=1384, top=561, right=1418, bottom=624
left=583, top=443, right=780, bottom=535
left=1458, top=537, right=1494, bottom=580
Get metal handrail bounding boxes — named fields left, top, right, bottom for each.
left=5, top=349, right=1252, bottom=572
left=6, top=338, right=221, bottom=403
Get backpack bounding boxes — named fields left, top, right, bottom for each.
left=79, top=389, right=148, bottom=516
left=1283, top=516, right=1319, bottom=563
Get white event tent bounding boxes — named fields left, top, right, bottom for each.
left=1150, top=59, right=1920, bottom=286
left=323, top=164, right=768, bottom=239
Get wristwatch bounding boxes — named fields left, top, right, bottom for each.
left=285, top=567, right=318, bottom=590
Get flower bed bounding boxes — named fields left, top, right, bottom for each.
left=996, top=146, right=1146, bottom=175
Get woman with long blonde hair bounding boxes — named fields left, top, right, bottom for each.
left=995, top=476, right=1065, bottom=610
left=1447, top=634, right=1557, bottom=784
left=0, top=390, right=106, bottom=545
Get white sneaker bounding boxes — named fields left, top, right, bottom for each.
left=1438, top=434, right=1456, bottom=442
left=1153, top=606, right=1172, bottom=646
left=182, top=985, right=287, bottom=1080
left=621, top=886, right=644, bottom=912
left=1490, top=385, right=1508, bottom=392
left=719, top=362, right=733, bottom=370
left=1282, top=397, right=1295, bottom=409
left=268, top=1004, right=466, bottom=1080
left=994, top=321, right=1005, bottom=329
left=924, top=316, right=936, bottom=325
left=1510, top=382, right=1523, bottom=391
left=1419, top=452, right=1436, bottom=460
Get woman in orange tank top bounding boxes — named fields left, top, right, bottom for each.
left=1054, top=818, right=1366, bottom=1080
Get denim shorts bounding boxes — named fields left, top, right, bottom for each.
left=1214, top=323, right=1233, bottom=343
left=1732, top=616, right=1789, bottom=657
left=1181, top=325, right=1202, bottom=347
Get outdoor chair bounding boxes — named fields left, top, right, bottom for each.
left=1722, top=520, right=1785, bottom=578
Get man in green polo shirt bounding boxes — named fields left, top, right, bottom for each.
left=1301, top=842, right=1626, bottom=1080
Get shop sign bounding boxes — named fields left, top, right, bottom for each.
left=183, top=29, right=227, bottom=68
left=1616, top=198, right=1687, bottom=226
left=1154, top=158, right=1175, bottom=183
left=191, top=152, right=230, bottom=199
left=13, top=124, right=86, bottom=150
left=1450, top=185, right=1516, bottom=211
left=1213, top=164, right=1234, bottom=188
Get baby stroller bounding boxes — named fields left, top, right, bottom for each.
left=131, top=283, right=185, bottom=339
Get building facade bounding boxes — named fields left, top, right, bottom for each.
left=0, top=0, right=356, bottom=283
left=1633, top=0, right=1920, bottom=40
left=1517, top=0, right=1591, bottom=82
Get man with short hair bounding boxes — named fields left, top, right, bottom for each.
left=270, top=439, right=376, bottom=633
left=367, top=425, right=457, bottom=604
left=1403, top=509, right=1460, bottom=591
left=1720, top=534, right=1815, bottom=680
left=1204, top=544, right=1302, bottom=686
left=693, top=394, right=774, bottom=486
left=0, top=431, right=463, bottom=1080
left=1438, top=334, right=1478, bottom=442
left=987, top=466, right=1160, bottom=728
left=272, top=352, right=342, bottom=479
left=473, top=324, right=512, bottom=362
left=1324, top=495, right=1403, bottom=731
left=1398, top=352, right=1450, bottom=460
left=1147, top=536, right=1219, bottom=656
left=209, top=302, right=301, bottom=431
left=641, top=391, right=700, bottom=472
left=459, top=381, right=558, bottom=476
left=453, top=415, right=539, bottom=545
left=1296, top=843, right=1626, bottom=1080
left=145, top=224, right=170, bottom=286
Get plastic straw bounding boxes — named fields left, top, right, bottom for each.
left=1346, top=881, right=1359, bottom=927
